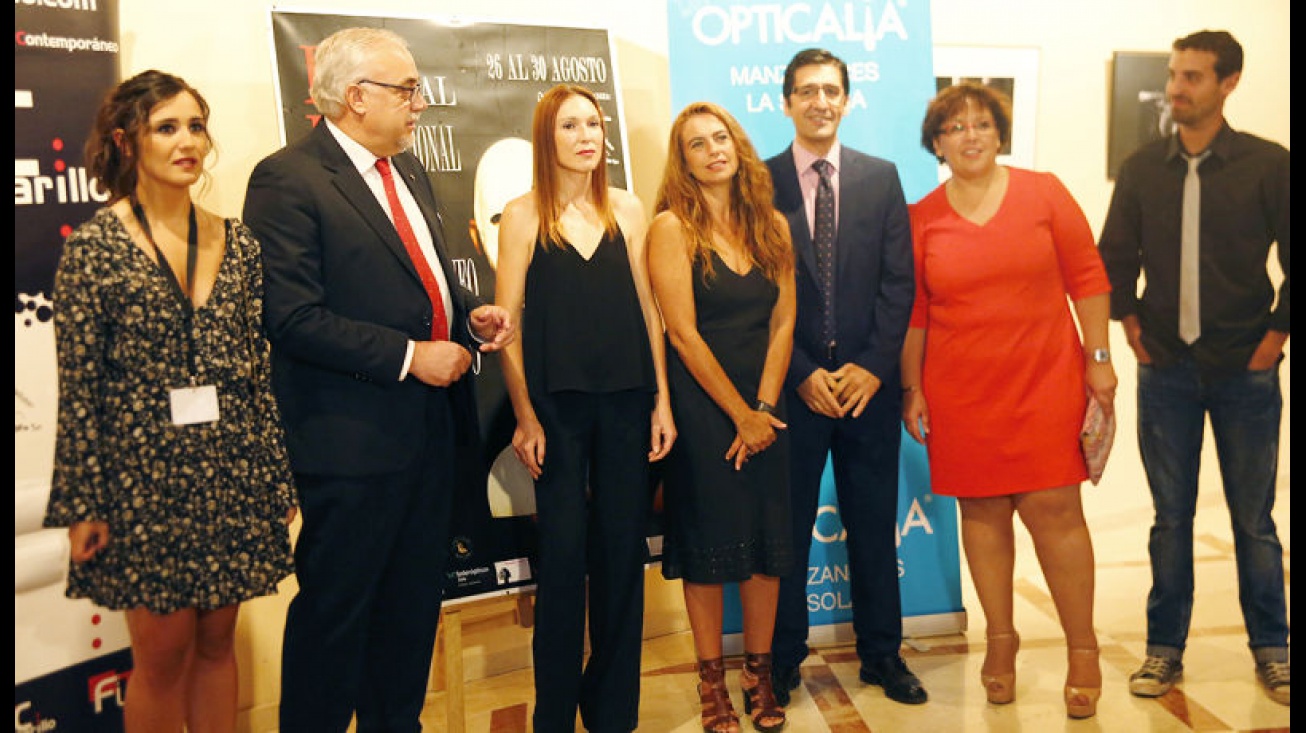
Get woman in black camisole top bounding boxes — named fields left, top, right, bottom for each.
left=494, top=84, right=676, bottom=733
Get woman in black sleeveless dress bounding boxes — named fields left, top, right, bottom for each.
left=648, top=102, right=797, bottom=733
left=494, top=84, right=676, bottom=733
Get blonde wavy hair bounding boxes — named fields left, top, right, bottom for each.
left=655, top=102, right=792, bottom=283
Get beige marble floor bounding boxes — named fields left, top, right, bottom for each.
left=412, top=464, right=1291, bottom=732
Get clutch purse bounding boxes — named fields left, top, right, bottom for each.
left=1080, top=398, right=1116, bottom=486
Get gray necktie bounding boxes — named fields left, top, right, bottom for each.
left=812, top=159, right=836, bottom=349
left=1178, top=151, right=1209, bottom=344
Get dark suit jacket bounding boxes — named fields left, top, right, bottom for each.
left=243, top=122, right=481, bottom=477
left=767, top=145, right=914, bottom=390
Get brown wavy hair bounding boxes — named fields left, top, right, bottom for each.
left=84, top=69, right=214, bottom=201
left=655, top=102, right=792, bottom=282
left=530, top=84, right=619, bottom=248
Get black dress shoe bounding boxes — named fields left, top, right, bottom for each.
left=771, top=664, right=801, bottom=707
left=859, top=655, right=928, bottom=705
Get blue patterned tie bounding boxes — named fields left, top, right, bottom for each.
left=812, top=159, right=836, bottom=352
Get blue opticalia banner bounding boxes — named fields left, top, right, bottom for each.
left=666, top=0, right=939, bottom=202
left=666, top=0, right=965, bottom=639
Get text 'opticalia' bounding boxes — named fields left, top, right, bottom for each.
left=690, top=1, right=910, bottom=51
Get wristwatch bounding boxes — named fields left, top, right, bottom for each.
left=1089, top=348, right=1111, bottom=364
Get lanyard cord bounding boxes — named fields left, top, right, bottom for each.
left=131, top=196, right=198, bottom=307
left=131, top=196, right=201, bottom=379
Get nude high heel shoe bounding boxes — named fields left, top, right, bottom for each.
left=1065, top=648, right=1102, bottom=719
left=981, top=631, right=1020, bottom=704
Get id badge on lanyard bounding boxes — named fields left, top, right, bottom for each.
left=171, top=384, right=220, bottom=425
left=134, top=198, right=222, bottom=426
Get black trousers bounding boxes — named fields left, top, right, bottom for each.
left=772, top=386, right=905, bottom=671
left=279, top=395, right=456, bottom=733
left=529, top=389, right=653, bottom=733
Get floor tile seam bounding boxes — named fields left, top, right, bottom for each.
left=801, top=661, right=873, bottom=733
left=1110, top=624, right=1261, bottom=643
left=1094, top=554, right=1237, bottom=571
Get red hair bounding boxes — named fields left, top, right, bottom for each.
left=531, top=84, right=618, bottom=248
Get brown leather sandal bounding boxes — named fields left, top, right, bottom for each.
left=741, top=652, right=786, bottom=732
left=698, top=657, right=740, bottom=733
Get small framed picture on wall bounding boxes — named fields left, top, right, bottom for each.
left=1108, top=51, right=1174, bottom=179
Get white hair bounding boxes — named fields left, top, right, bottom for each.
left=310, top=27, right=410, bottom=120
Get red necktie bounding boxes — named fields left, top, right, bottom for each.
left=376, top=157, right=449, bottom=341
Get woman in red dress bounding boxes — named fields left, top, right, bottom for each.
left=900, top=82, right=1116, bottom=719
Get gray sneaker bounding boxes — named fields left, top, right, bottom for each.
left=1256, top=660, right=1290, bottom=705
left=1129, top=655, right=1183, bottom=697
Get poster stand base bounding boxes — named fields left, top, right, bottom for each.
left=429, top=592, right=535, bottom=732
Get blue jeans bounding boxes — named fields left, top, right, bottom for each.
left=1137, top=355, right=1288, bottom=663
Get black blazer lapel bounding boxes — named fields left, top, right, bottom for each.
left=834, top=148, right=862, bottom=266
left=310, top=125, right=426, bottom=292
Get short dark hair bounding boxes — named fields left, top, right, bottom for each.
left=782, top=48, right=849, bottom=98
left=919, top=82, right=1012, bottom=163
left=1173, top=30, right=1243, bottom=80
left=84, top=70, right=212, bottom=201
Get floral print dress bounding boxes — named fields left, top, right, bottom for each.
left=44, top=207, right=295, bottom=613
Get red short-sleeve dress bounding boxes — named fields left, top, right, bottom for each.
left=908, top=168, right=1110, bottom=497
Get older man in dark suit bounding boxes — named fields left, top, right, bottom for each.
left=766, top=47, right=923, bottom=707
left=242, top=27, right=513, bottom=732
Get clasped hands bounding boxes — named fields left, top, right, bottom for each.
left=726, top=409, right=787, bottom=471
left=797, top=363, right=880, bottom=419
